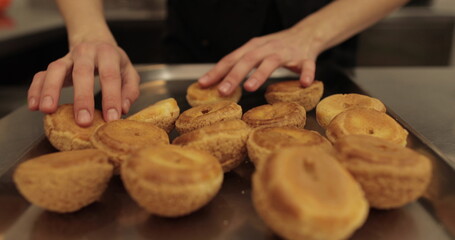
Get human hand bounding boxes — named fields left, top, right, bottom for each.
left=198, top=26, right=323, bottom=96
left=27, top=41, right=140, bottom=127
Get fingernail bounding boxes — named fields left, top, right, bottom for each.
left=123, top=99, right=131, bottom=113
left=41, top=96, right=53, bottom=109
left=302, top=76, right=312, bottom=87
left=218, top=82, right=231, bottom=94
left=78, top=109, right=91, bottom=125
left=245, top=78, right=258, bottom=89
left=28, top=97, right=37, bottom=108
left=107, top=108, right=119, bottom=122
left=199, top=75, right=209, bottom=84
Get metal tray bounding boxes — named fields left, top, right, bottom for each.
left=0, top=64, right=454, bottom=240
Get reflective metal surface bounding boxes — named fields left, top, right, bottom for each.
left=0, top=64, right=454, bottom=240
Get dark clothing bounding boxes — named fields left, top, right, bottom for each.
left=163, top=0, right=356, bottom=67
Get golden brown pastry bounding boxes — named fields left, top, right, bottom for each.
left=252, top=146, right=368, bottom=240
left=175, top=100, right=242, bottom=134
left=121, top=145, right=223, bottom=217
left=242, top=102, right=306, bottom=129
left=127, top=98, right=180, bottom=133
left=13, top=149, right=113, bottom=213
left=316, top=93, right=386, bottom=128
left=247, top=126, right=332, bottom=165
left=326, top=108, right=408, bottom=146
left=186, top=82, right=242, bottom=107
left=334, top=135, right=432, bottom=209
left=44, top=104, right=105, bottom=151
left=265, top=80, right=324, bottom=111
left=172, top=119, right=251, bottom=172
left=90, top=119, right=169, bottom=169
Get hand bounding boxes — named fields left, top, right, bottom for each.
left=198, top=26, right=323, bottom=96
left=27, top=41, right=140, bottom=127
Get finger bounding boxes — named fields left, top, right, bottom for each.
left=72, top=46, right=96, bottom=127
left=28, top=71, right=46, bottom=110
left=300, top=60, right=316, bottom=87
left=38, top=58, right=72, bottom=113
left=120, top=64, right=140, bottom=114
left=244, top=54, right=282, bottom=92
left=97, top=44, right=122, bottom=122
left=218, top=44, right=281, bottom=96
left=198, top=37, right=266, bottom=87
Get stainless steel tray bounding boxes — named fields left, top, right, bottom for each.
left=0, top=64, right=454, bottom=240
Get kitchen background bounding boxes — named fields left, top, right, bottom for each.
left=1, top=0, right=455, bottom=117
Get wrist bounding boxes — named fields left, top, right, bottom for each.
left=290, top=18, right=328, bottom=58
left=68, top=28, right=117, bottom=49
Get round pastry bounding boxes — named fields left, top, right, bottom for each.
left=186, top=82, right=242, bottom=107
left=252, top=146, right=368, bottom=240
left=121, top=145, right=223, bottom=217
left=90, top=119, right=169, bottom=169
left=44, top=104, right=105, bottom=151
left=127, top=98, right=180, bottom=133
left=242, top=102, right=306, bottom=129
left=247, top=126, right=332, bottom=165
left=334, top=135, right=432, bottom=209
left=13, top=149, right=113, bottom=213
left=265, top=80, right=324, bottom=111
left=326, top=108, right=408, bottom=146
left=316, top=93, right=386, bottom=128
left=175, top=100, right=242, bottom=134
left=172, top=119, right=251, bottom=172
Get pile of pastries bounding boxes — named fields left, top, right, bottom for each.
left=13, top=80, right=432, bottom=239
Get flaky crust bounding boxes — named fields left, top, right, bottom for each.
left=334, top=135, right=432, bottom=209
left=127, top=98, right=180, bottom=133
left=242, top=102, right=306, bottom=129
left=316, top=93, right=386, bottom=128
left=252, top=146, right=368, bottom=240
left=326, top=108, right=408, bottom=146
left=186, top=82, right=242, bottom=107
left=265, top=80, right=324, bottom=111
left=172, top=120, right=251, bottom=172
left=90, top=119, right=169, bottom=169
left=13, top=149, right=113, bottom=213
left=175, top=101, right=242, bottom=134
left=247, top=126, right=333, bottom=165
left=44, top=104, right=105, bottom=151
left=121, top=145, right=223, bottom=217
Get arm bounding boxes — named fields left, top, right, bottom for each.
left=198, top=0, right=410, bottom=95
left=27, top=0, right=140, bottom=126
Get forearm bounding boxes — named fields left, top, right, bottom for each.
left=293, top=0, right=410, bottom=53
left=56, top=0, right=116, bottom=48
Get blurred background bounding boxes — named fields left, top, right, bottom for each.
left=0, top=0, right=454, bottom=117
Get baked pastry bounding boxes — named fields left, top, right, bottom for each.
left=247, top=126, right=332, bottom=165
left=186, top=82, right=242, bottom=107
left=242, top=102, right=306, bottom=129
left=265, top=80, right=324, bottom=111
left=326, top=108, right=408, bottom=146
left=175, top=100, right=242, bottom=134
left=13, top=149, right=113, bottom=213
left=252, top=146, right=368, bottom=240
left=334, top=135, right=432, bottom=209
left=127, top=98, right=180, bottom=133
left=44, top=104, right=105, bottom=151
left=121, top=145, right=223, bottom=217
left=90, top=119, right=169, bottom=169
left=316, top=93, right=386, bottom=128
left=172, top=119, right=251, bottom=172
